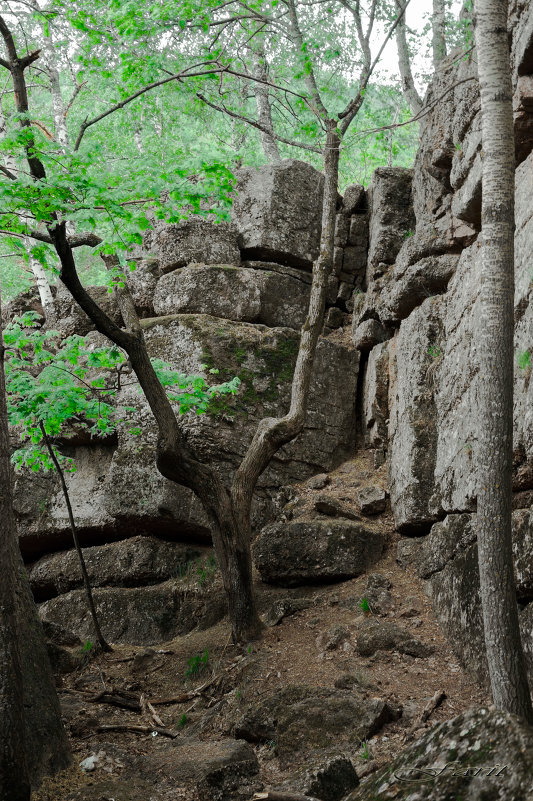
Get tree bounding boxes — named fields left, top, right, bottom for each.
left=0, top=2, right=414, bottom=643
left=0, top=295, right=30, bottom=801
left=5, top=313, right=238, bottom=649
left=0, top=300, right=71, bottom=797
left=474, top=0, right=533, bottom=722
left=395, top=0, right=423, bottom=115
left=431, top=0, right=447, bottom=68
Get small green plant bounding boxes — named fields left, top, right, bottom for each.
left=403, top=229, right=414, bottom=239
left=360, top=742, right=371, bottom=761
left=185, top=648, right=209, bottom=677
left=82, top=640, right=93, bottom=653
left=428, top=344, right=442, bottom=359
left=177, top=714, right=188, bottom=728
left=455, top=142, right=462, bottom=151
left=359, top=597, right=370, bottom=614
left=517, top=350, right=531, bottom=371
left=247, top=645, right=252, bottom=654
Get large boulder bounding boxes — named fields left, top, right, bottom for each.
left=355, top=619, right=434, bottom=658
left=410, top=511, right=533, bottom=686
left=152, top=263, right=311, bottom=329
left=252, top=518, right=384, bottom=586
left=16, top=315, right=358, bottom=556
left=38, top=577, right=227, bottom=645
left=361, top=341, right=389, bottom=449
left=154, top=219, right=240, bottom=272
left=388, top=296, right=443, bottom=533
left=28, top=536, right=204, bottom=601
left=231, top=160, right=324, bottom=269
left=366, top=167, right=414, bottom=281
left=430, top=242, right=482, bottom=516
left=346, top=707, right=533, bottom=801
left=513, top=151, right=533, bottom=483
left=234, top=685, right=400, bottom=760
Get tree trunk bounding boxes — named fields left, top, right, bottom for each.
left=395, top=0, right=423, bottom=115
left=251, top=47, right=281, bottom=163
left=40, top=424, right=111, bottom=652
left=42, top=34, right=69, bottom=148
left=432, top=0, right=447, bottom=68
left=25, top=238, right=55, bottom=313
left=474, top=0, right=533, bottom=722
left=0, top=292, right=30, bottom=801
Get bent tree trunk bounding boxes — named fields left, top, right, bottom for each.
left=0, top=297, right=29, bottom=801
left=475, top=0, right=533, bottom=722
left=1, top=14, right=342, bottom=643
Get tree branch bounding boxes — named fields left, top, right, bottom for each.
left=196, top=92, right=322, bottom=153
left=338, top=0, right=412, bottom=133
left=0, top=228, right=102, bottom=248
left=0, top=164, right=17, bottom=180
left=73, top=65, right=226, bottom=151
left=285, top=0, right=329, bottom=121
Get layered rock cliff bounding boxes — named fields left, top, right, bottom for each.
left=8, top=7, right=533, bottom=699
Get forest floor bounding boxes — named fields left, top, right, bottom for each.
left=33, top=452, right=488, bottom=801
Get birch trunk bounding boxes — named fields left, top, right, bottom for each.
left=395, top=0, right=423, bottom=115
left=251, top=47, right=281, bottom=163
left=475, top=0, right=533, bottom=722
left=432, top=0, right=447, bottom=68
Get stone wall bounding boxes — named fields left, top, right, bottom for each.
left=353, top=7, right=533, bottom=687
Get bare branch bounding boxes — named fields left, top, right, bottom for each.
left=339, top=0, right=412, bottom=133
left=285, top=0, right=329, bottom=121
left=64, top=80, right=87, bottom=120
left=196, top=92, right=322, bottom=153
left=0, top=164, right=16, bottom=180
left=0, top=228, right=102, bottom=248
left=73, top=65, right=226, bottom=151
left=347, top=76, right=477, bottom=141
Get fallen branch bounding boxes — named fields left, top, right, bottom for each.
left=253, top=792, right=322, bottom=801
left=409, top=689, right=447, bottom=734
left=96, top=724, right=177, bottom=739
left=90, top=689, right=142, bottom=712
left=150, top=654, right=246, bottom=705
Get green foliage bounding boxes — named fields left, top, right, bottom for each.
left=195, top=554, right=218, bottom=585
left=360, top=741, right=371, bottom=761
left=428, top=344, right=442, bottom=359
left=177, top=713, right=188, bottom=728
left=4, top=313, right=240, bottom=473
left=185, top=648, right=209, bottom=677
left=82, top=639, right=93, bottom=653
left=359, top=597, right=370, bottom=613
left=517, top=350, right=531, bottom=371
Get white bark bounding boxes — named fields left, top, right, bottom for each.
left=42, top=35, right=69, bottom=148
left=432, top=0, right=447, bottom=68
left=251, top=47, right=281, bottom=163
left=395, top=0, right=423, bottom=115
left=475, top=0, right=533, bottom=723
left=25, top=239, right=55, bottom=311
